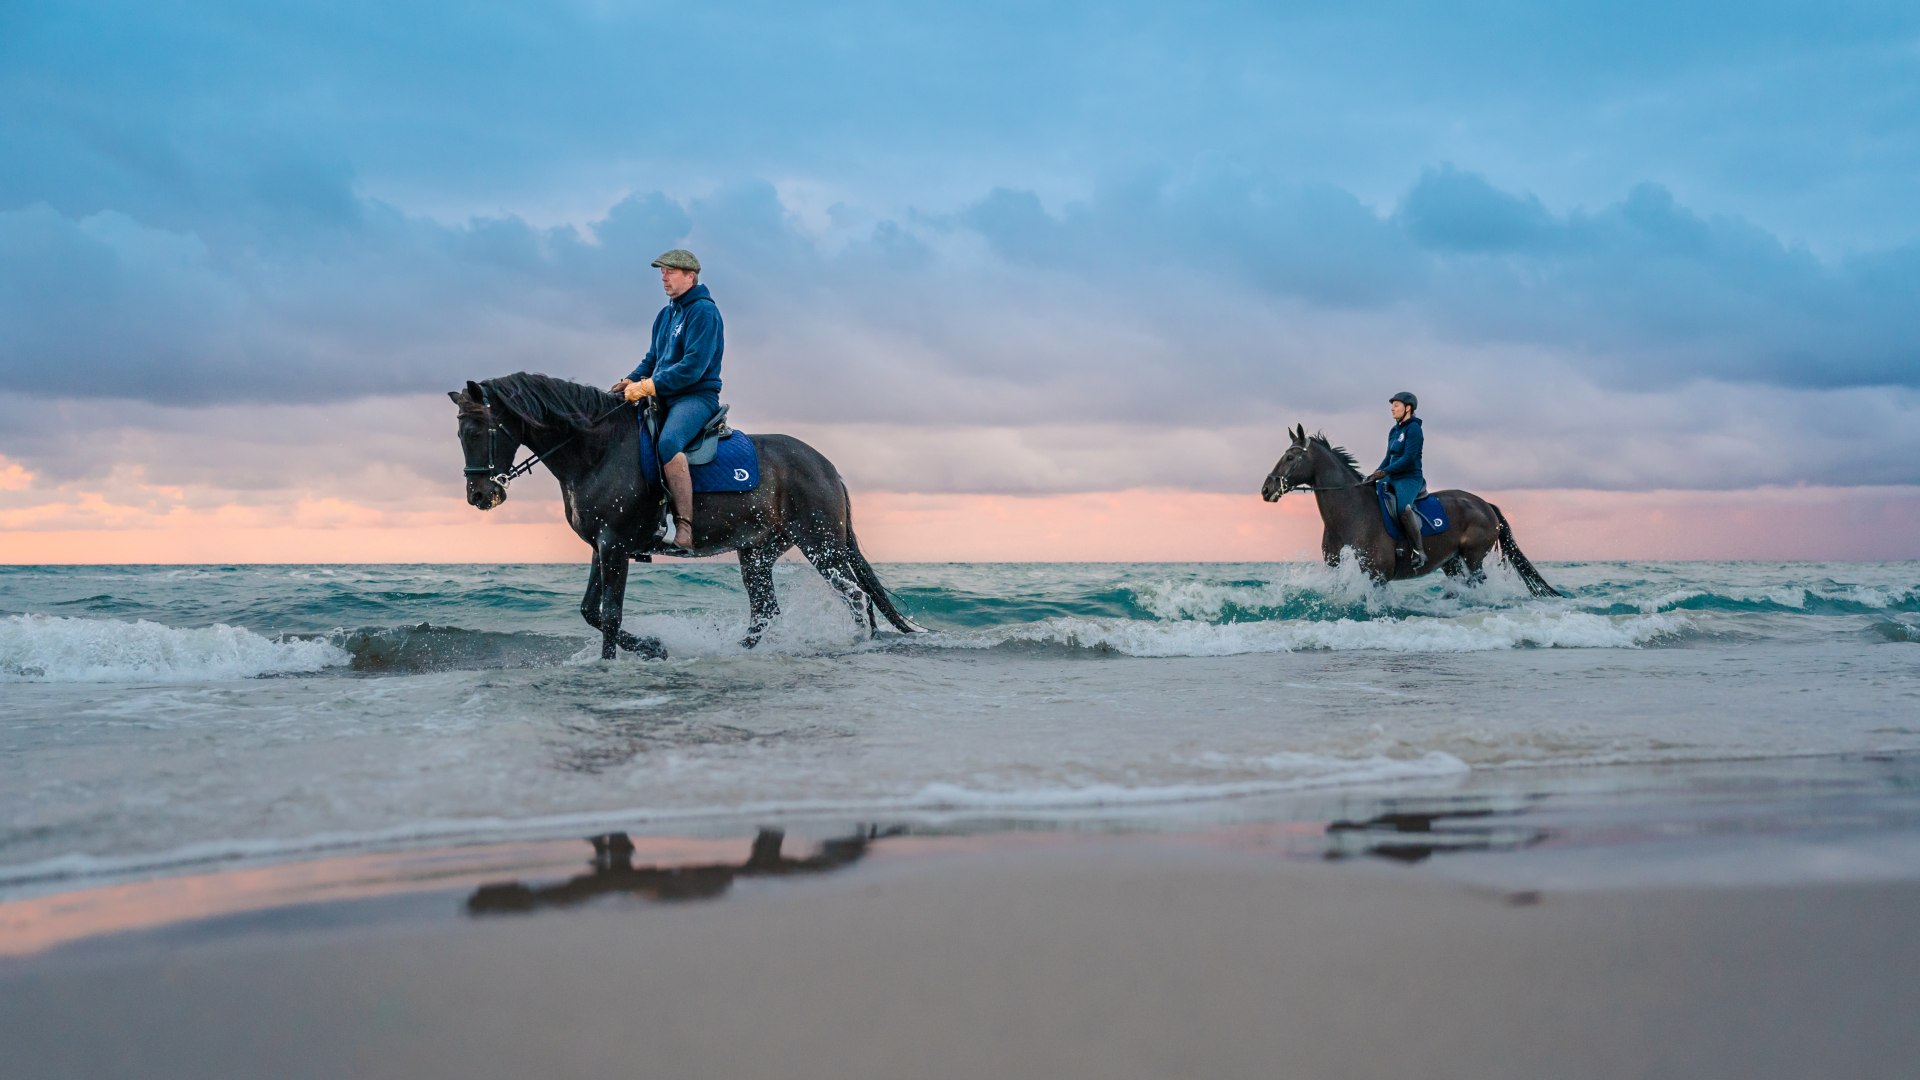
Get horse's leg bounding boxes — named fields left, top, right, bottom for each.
left=792, top=531, right=873, bottom=636
left=596, top=547, right=628, bottom=660
left=580, top=553, right=606, bottom=635
left=1463, top=543, right=1490, bottom=588
left=738, top=545, right=781, bottom=649
left=596, top=543, right=666, bottom=660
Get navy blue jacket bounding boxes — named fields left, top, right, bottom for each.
left=1377, top=416, right=1424, bottom=482
left=627, top=283, right=723, bottom=398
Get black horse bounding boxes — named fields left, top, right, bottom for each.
left=451, top=373, right=922, bottom=658
left=1261, top=425, right=1562, bottom=597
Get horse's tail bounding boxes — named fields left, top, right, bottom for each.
left=1491, top=504, right=1564, bottom=598
left=846, top=530, right=926, bottom=633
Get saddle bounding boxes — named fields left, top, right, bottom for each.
left=642, top=405, right=733, bottom=465
left=1378, top=485, right=1450, bottom=540
left=635, top=404, right=761, bottom=496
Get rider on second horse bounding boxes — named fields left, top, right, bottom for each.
left=1365, top=391, right=1426, bottom=569
left=610, top=248, right=724, bottom=551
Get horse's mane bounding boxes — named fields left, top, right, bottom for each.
left=481, top=372, right=619, bottom=430
left=1309, top=433, right=1361, bottom=476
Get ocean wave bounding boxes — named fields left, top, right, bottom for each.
left=915, top=609, right=1692, bottom=657
left=1120, top=560, right=1538, bottom=624
left=0, top=614, right=348, bottom=682
left=1867, top=619, right=1920, bottom=644
left=1621, top=582, right=1920, bottom=616
left=327, top=623, right=588, bottom=673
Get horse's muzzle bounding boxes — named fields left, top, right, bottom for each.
left=1261, top=477, right=1286, bottom=502
left=467, top=479, right=507, bottom=511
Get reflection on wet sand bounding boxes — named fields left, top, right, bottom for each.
left=467, top=826, right=900, bottom=915
left=1324, top=806, right=1551, bottom=864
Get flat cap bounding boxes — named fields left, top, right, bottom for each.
left=650, top=248, right=701, bottom=272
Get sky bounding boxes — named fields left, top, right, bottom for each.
left=2, top=0, right=1918, bottom=562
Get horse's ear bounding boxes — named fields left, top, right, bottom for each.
left=448, top=390, right=465, bottom=404
left=465, top=380, right=485, bottom=403
left=1290, top=424, right=1304, bottom=444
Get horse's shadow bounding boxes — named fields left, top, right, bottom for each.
left=466, top=826, right=900, bottom=914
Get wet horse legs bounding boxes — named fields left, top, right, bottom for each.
left=581, top=546, right=665, bottom=660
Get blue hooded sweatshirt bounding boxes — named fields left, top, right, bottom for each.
left=1377, top=416, right=1425, bottom=508
left=627, top=283, right=723, bottom=398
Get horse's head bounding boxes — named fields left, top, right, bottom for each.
left=449, top=380, right=521, bottom=511
left=1261, top=425, right=1314, bottom=502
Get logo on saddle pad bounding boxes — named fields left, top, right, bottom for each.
left=733, top=468, right=750, bottom=482
left=1377, top=487, right=1451, bottom=540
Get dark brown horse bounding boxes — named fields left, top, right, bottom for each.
left=1261, top=425, right=1562, bottom=596
left=451, top=373, right=923, bottom=658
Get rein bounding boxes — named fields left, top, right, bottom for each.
left=1282, top=477, right=1375, bottom=492
left=464, top=388, right=633, bottom=487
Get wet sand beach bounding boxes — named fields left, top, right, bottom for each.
left=6, top=822, right=1920, bottom=1080
left=6, top=563, right=1919, bottom=1077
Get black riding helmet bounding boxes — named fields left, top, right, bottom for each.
left=1389, top=391, right=1418, bottom=410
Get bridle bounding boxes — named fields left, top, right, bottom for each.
left=1272, top=445, right=1375, bottom=494
left=462, top=385, right=631, bottom=489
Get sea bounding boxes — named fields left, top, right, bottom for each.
left=4, top=559, right=1919, bottom=903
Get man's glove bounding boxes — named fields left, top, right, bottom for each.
left=609, top=378, right=631, bottom=394
left=623, top=378, right=657, bottom=402
left=1365, top=470, right=1385, bottom=482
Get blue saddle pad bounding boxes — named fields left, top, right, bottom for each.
left=1379, top=487, right=1450, bottom=540
left=637, top=415, right=761, bottom=494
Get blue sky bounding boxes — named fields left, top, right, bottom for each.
left=2, top=0, right=1918, bottom=544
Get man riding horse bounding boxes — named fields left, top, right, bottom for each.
left=609, top=248, right=722, bottom=552
left=1365, top=391, right=1426, bottom=570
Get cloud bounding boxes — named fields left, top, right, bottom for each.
left=3, top=0, right=1919, bottom=514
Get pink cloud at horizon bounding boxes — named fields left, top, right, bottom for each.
left=3, top=479, right=1918, bottom=564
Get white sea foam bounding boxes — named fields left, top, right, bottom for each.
left=1638, top=581, right=1920, bottom=613
left=935, top=609, right=1690, bottom=657
left=1125, top=560, right=1541, bottom=624
left=900, top=752, right=1472, bottom=810
left=0, top=751, right=1473, bottom=895
left=0, top=614, right=349, bottom=682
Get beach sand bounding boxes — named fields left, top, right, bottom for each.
left=5, top=838, right=1917, bottom=1080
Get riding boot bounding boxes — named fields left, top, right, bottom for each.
left=1399, top=504, right=1428, bottom=569
left=662, top=453, right=695, bottom=550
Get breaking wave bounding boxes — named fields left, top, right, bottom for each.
left=327, top=623, right=587, bottom=673
left=0, top=614, right=348, bottom=682
left=3, top=561, right=1910, bottom=679
left=914, top=609, right=1693, bottom=658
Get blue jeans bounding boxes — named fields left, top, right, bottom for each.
left=1380, top=476, right=1424, bottom=514
left=654, top=392, right=720, bottom=461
